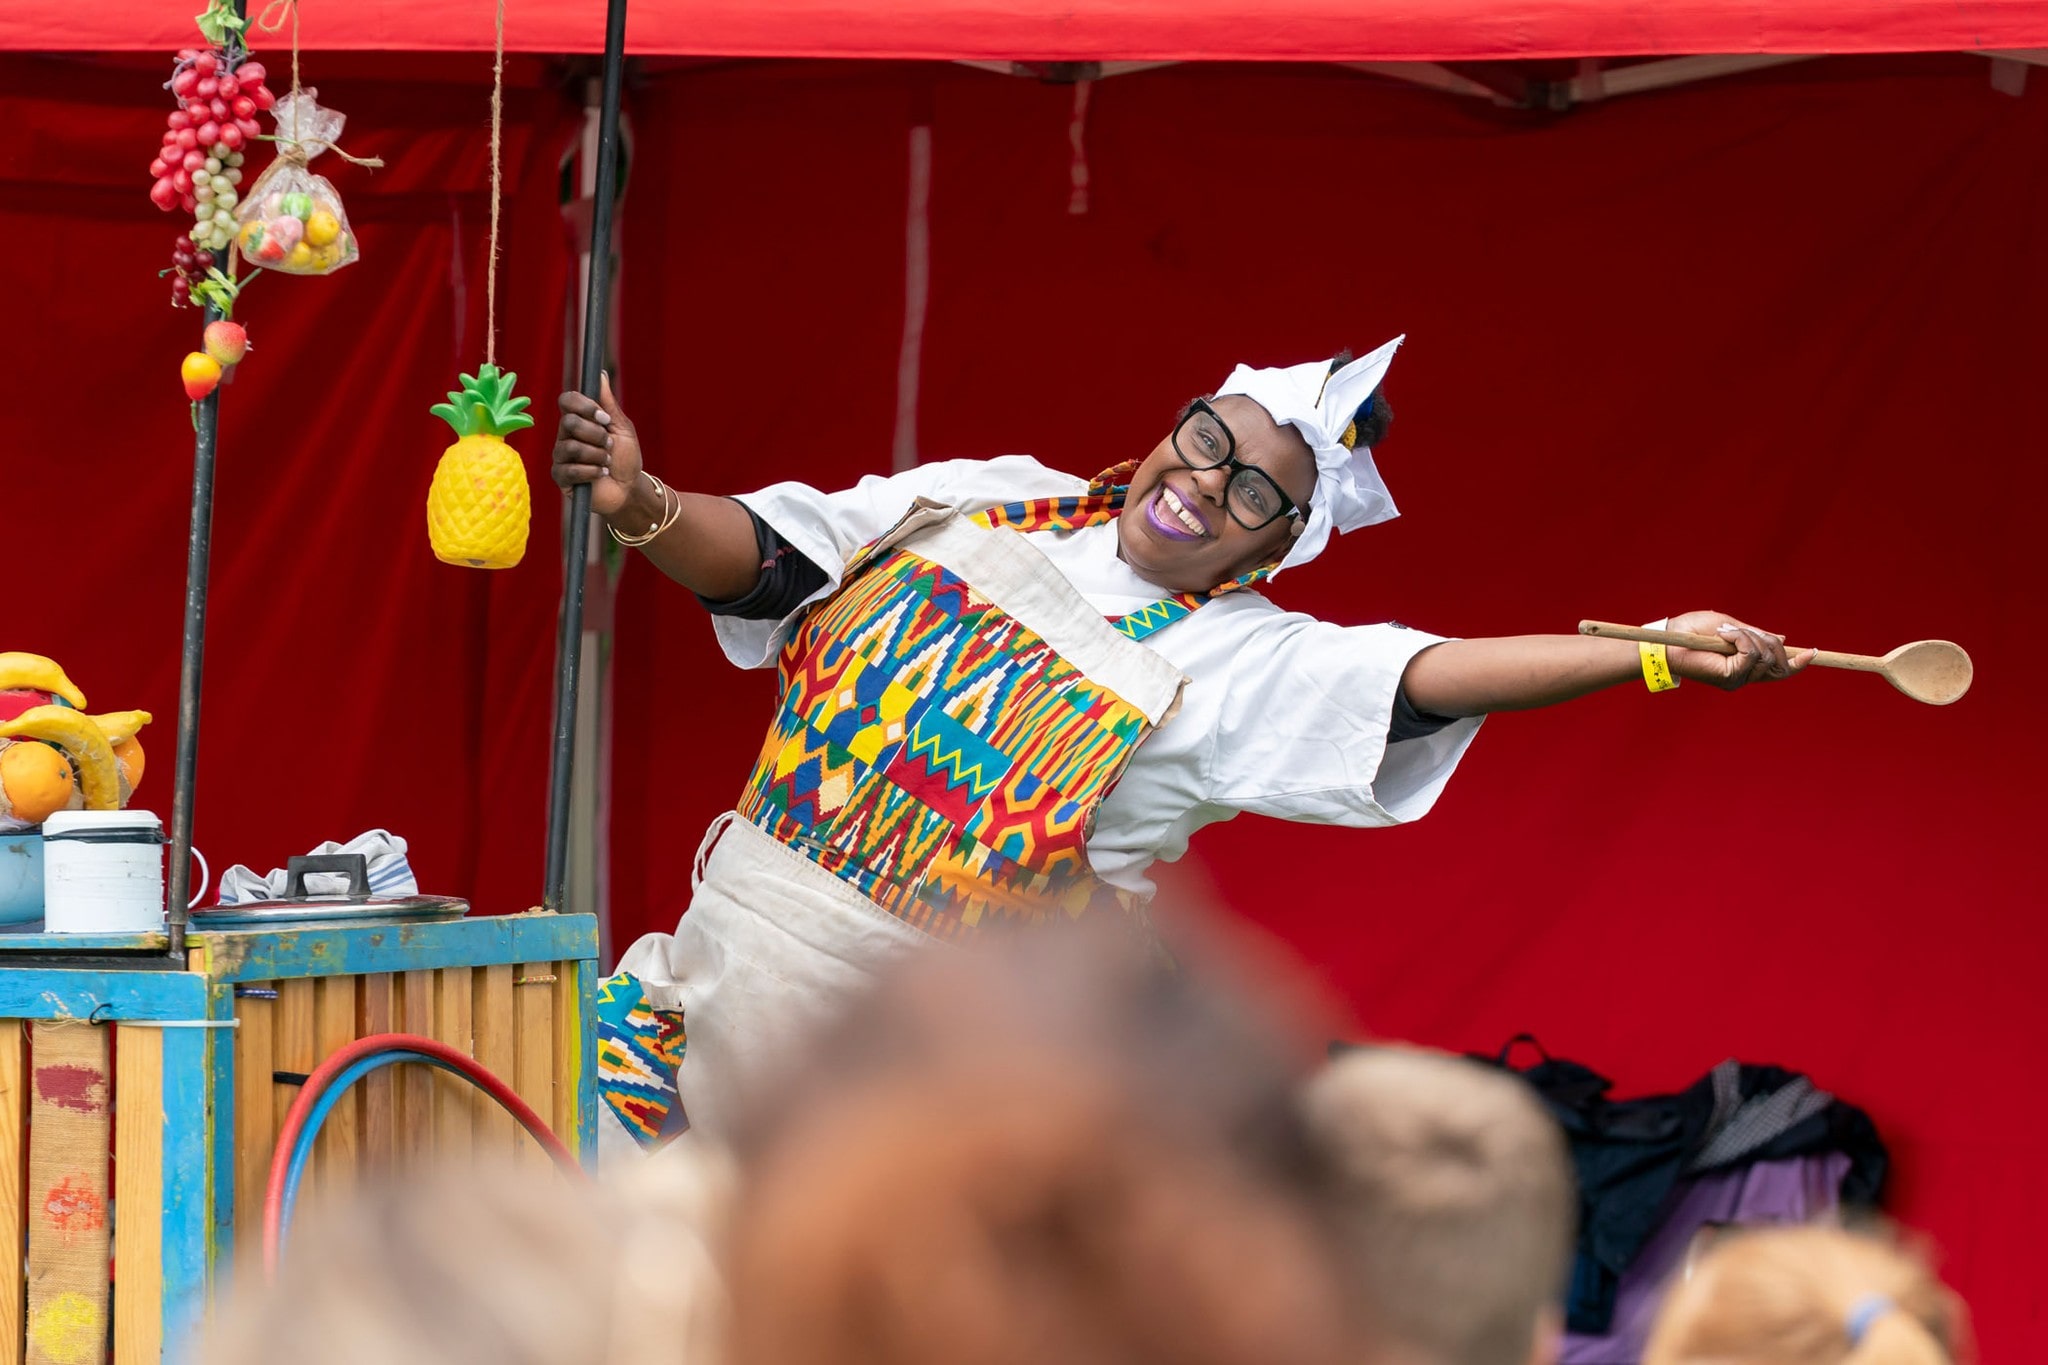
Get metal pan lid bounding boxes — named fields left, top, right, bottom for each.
left=189, top=894, right=469, bottom=926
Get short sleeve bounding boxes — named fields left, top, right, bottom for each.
left=1204, top=613, right=1482, bottom=826
left=708, top=455, right=1086, bottom=668
left=695, top=504, right=829, bottom=621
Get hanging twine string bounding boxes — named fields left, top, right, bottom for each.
left=266, top=137, right=386, bottom=170
left=251, top=0, right=385, bottom=169
left=485, top=0, right=505, bottom=367
left=252, top=0, right=300, bottom=97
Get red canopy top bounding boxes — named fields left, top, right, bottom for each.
left=14, top=0, right=2047, bottom=59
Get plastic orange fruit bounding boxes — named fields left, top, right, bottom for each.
left=1, top=741, right=75, bottom=824
left=113, top=736, right=145, bottom=794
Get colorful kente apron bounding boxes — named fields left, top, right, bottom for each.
left=597, top=465, right=1269, bottom=1148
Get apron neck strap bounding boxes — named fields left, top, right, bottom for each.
left=974, top=461, right=1138, bottom=534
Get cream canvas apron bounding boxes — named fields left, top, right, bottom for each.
left=598, top=468, right=1265, bottom=1149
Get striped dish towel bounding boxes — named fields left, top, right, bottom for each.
left=216, top=829, right=418, bottom=903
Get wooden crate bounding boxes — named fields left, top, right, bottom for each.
left=0, top=912, right=599, bottom=1365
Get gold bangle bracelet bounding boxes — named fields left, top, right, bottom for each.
left=608, top=473, right=679, bottom=548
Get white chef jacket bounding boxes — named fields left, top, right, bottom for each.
left=711, top=456, right=1483, bottom=898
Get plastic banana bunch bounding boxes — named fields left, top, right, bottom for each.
left=0, top=653, right=152, bottom=828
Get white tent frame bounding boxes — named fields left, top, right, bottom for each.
left=960, top=50, right=2039, bottom=103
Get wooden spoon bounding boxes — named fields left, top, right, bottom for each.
left=1577, top=621, right=1973, bottom=706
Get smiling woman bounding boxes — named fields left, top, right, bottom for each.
left=1120, top=394, right=1317, bottom=591
left=551, top=336, right=1812, bottom=1154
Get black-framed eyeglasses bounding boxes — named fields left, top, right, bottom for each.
left=1171, top=399, right=1304, bottom=531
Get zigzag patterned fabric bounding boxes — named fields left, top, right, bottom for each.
left=970, top=460, right=1136, bottom=533
left=737, top=466, right=1274, bottom=939
left=971, top=461, right=1270, bottom=640
left=741, top=546, right=1149, bottom=939
left=594, top=971, right=689, bottom=1149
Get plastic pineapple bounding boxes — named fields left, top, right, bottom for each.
left=427, top=364, right=535, bottom=569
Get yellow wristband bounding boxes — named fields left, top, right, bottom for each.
left=1639, top=641, right=1680, bottom=693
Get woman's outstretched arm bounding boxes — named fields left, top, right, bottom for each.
left=1399, top=612, right=1815, bottom=717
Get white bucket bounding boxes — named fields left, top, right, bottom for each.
left=41, top=811, right=208, bottom=934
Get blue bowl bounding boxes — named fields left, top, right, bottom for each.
left=0, top=832, right=44, bottom=924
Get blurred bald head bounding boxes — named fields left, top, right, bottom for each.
left=1303, top=1047, right=1574, bottom=1365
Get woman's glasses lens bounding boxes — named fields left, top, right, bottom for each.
left=1175, top=409, right=1232, bottom=469
left=1227, top=472, right=1283, bottom=526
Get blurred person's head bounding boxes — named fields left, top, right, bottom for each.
left=732, top=915, right=1339, bottom=1182
left=724, top=921, right=1353, bottom=1365
left=1302, top=1045, right=1575, bottom=1365
left=1643, top=1224, right=1970, bottom=1365
left=202, top=1146, right=735, bottom=1365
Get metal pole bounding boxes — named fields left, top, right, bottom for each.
left=544, top=0, right=628, bottom=912
left=166, top=0, right=247, bottom=958
left=166, top=311, right=222, bottom=960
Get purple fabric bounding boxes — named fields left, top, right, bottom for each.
left=1560, top=1152, right=1853, bottom=1365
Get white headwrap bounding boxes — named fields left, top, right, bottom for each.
left=1213, top=334, right=1403, bottom=575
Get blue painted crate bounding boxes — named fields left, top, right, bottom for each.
left=0, top=911, right=599, bottom=1364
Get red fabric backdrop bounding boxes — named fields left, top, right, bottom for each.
left=609, top=56, right=2048, bottom=1353
left=4, top=51, right=2045, bottom=1354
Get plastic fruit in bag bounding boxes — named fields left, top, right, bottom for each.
left=426, top=365, right=534, bottom=569
left=234, top=90, right=362, bottom=276
left=238, top=218, right=289, bottom=264
left=232, top=209, right=303, bottom=266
